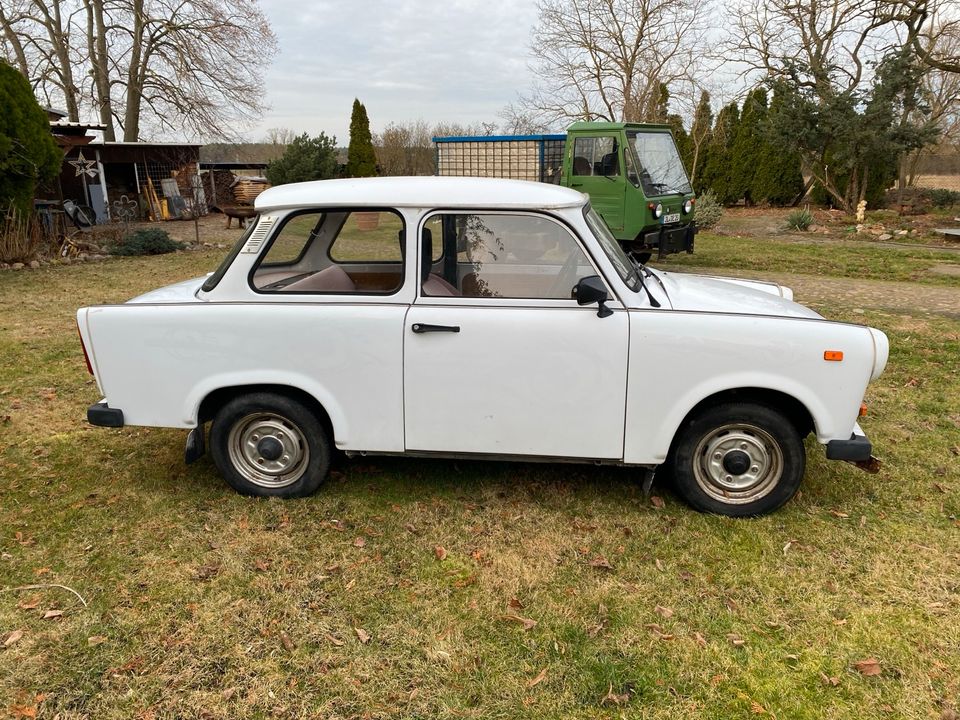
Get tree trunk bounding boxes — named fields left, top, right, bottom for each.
left=122, top=0, right=145, bottom=142
left=0, top=8, right=29, bottom=76
left=39, top=0, right=80, bottom=122
left=84, top=0, right=115, bottom=141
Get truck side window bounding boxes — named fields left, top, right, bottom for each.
left=572, top=137, right=620, bottom=177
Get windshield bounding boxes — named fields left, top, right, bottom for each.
left=201, top=217, right=258, bottom=292
left=583, top=206, right=638, bottom=291
left=627, top=131, right=692, bottom=196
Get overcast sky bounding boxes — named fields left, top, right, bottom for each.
left=249, top=0, right=540, bottom=142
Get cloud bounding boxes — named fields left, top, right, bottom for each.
left=250, top=0, right=539, bottom=142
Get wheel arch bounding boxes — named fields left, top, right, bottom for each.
left=197, top=384, right=336, bottom=444
left=673, top=387, right=815, bottom=444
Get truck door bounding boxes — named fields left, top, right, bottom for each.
left=567, top=135, right=626, bottom=232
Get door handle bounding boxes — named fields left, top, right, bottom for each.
left=570, top=182, right=584, bottom=187
left=411, top=323, right=460, bottom=334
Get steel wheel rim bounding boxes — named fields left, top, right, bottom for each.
left=692, top=423, right=783, bottom=505
left=227, top=412, right=309, bottom=489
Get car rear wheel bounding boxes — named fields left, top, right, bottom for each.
left=670, top=403, right=805, bottom=517
left=210, top=392, right=331, bottom=498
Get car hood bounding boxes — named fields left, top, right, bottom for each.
left=653, top=271, right=822, bottom=319
left=127, top=275, right=209, bottom=304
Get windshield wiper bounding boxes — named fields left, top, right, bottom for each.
left=629, top=257, right=660, bottom=308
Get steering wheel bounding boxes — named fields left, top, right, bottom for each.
left=547, top=250, right=582, bottom=299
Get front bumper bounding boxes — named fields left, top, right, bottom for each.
left=88, top=400, right=124, bottom=427
left=825, top=423, right=872, bottom=461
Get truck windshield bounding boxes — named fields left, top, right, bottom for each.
left=583, top=206, right=638, bottom=291
left=627, top=131, right=692, bottom=197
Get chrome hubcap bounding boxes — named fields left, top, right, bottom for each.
left=693, top=423, right=783, bottom=505
left=227, top=412, right=309, bottom=488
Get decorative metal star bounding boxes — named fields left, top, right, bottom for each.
left=69, top=151, right=99, bottom=178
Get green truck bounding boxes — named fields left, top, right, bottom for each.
left=434, top=121, right=696, bottom=260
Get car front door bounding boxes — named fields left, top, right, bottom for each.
left=403, top=212, right=629, bottom=459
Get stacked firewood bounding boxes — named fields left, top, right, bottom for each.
left=232, top=177, right=271, bottom=204
left=202, top=170, right=237, bottom=209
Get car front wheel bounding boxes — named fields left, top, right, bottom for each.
left=670, top=403, right=805, bottom=517
left=210, top=392, right=331, bottom=498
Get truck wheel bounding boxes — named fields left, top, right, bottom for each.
left=670, top=403, right=805, bottom=517
left=210, top=393, right=331, bottom=498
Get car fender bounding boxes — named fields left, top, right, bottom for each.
left=184, top=370, right=351, bottom=444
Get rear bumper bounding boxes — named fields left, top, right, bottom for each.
left=825, top=428, right=872, bottom=461
left=88, top=400, right=124, bottom=428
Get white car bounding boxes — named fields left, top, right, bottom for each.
left=77, top=177, right=888, bottom=516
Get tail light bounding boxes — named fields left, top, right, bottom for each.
left=77, top=321, right=94, bottom=375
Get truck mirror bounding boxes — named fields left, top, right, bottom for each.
left=573, top=275, right=613, bottom=318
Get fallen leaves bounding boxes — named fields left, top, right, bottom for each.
left=588, top=555, right=613, bottom=570
left=645, top=623, right=674, bottom=641
left=852, top=657, right=882, bottom=676
left=650, top=495, right=665, bottom=509
left=325, top=633, right=345, bottom=647
left=654, top=605, right=674, bottom=619
left=820, top=672, right=841, bottom=687
left=87, top=635, right=108, bottom=646
left=16, top=597, right=40, bottom=610
left=726, top=633, right=746, bottom=648
left=601, top=683, right=631, bottom=706
left=278, top=631, right=295, bottom=652
left=526, top=667, right=548, bottom=689
left=354, top=627, right=371, bottom=644
left=41, top=610, right=63, bottom=620
left=433, top=545, right=448, bottom=561
left=501, top=614, right=537, bottom=631
left=352, top=537, right=366, bottom=548
left=2, top=629, right=24, bottom=647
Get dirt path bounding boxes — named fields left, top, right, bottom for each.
left=676, top=266, right=960, bottom=319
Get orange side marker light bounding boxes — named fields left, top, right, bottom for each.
left=823, top=350, right=844, bottom=361
left=859, top=402, right=868, bottom=417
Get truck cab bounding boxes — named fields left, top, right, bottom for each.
left=563, top=122, right=696, bottom=261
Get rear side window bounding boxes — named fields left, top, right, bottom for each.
left=251, top=209, right=406, bottom=294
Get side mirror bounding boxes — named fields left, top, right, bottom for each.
left=573, top=275, right=613, bottom=318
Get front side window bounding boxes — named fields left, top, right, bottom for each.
left=584, top=206, right=637, bottom=291
left=572, top=136, right=620, bottom=177
left=252, top=209, right=405, bottom=294
left=420, top=213, right=598, bottom=300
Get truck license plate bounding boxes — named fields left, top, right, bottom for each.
left=662, top=213, right=680, bottom=224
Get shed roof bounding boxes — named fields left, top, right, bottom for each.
left=255, top=176, right=587, bottom=211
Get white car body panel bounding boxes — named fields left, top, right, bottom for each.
left=404, top=305, right=629, bottom=458
left=77, top=176, right=887, bottom=476
left=83, top=303, right=407, bottom=451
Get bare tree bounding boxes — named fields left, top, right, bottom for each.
left=727, top=0, right=958, bottom=210
left=0, top=0, right=277, bottom=141
left=514, top=0, right=709, bottom=127
left=374, top=120, right=435, bottom=176
left=264, top=127, right=297, bottom=146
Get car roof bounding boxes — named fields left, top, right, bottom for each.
left=255, top=176, right=588, bottom=211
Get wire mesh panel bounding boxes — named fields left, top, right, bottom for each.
left=541, top=139, right=566, bottom=184
left=437, top=140, right=539, bottom=181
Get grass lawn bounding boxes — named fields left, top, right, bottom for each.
left=1, top=241, right=958, bottom=718
left=658, top=232, right=960, bottom=286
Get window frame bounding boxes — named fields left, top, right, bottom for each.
left=248, top=206, right=408, bottom=297
left=415, top=209, right=619, bottom=306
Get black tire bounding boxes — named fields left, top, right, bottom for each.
left=210, top=392, right=331, bottom=498
left=670, top=402, right=805, bottom=517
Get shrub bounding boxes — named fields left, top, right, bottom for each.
left=0, top=62, right=62, bottom=214
left=109, top=228, right=184, bottom=256
left=923, top=188, right=960, bottom=209
left=693, top=189, right=723, bottom=229
left=265, top=132, right=338, bottom=186
left=786, top=207, right=814, bottom=231
left=0, top=206, right=47, bottom=263
left=347, top=99, right=377, bottom=178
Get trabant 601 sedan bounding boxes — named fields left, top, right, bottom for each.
left=78, top=177, right=888, bottom=516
